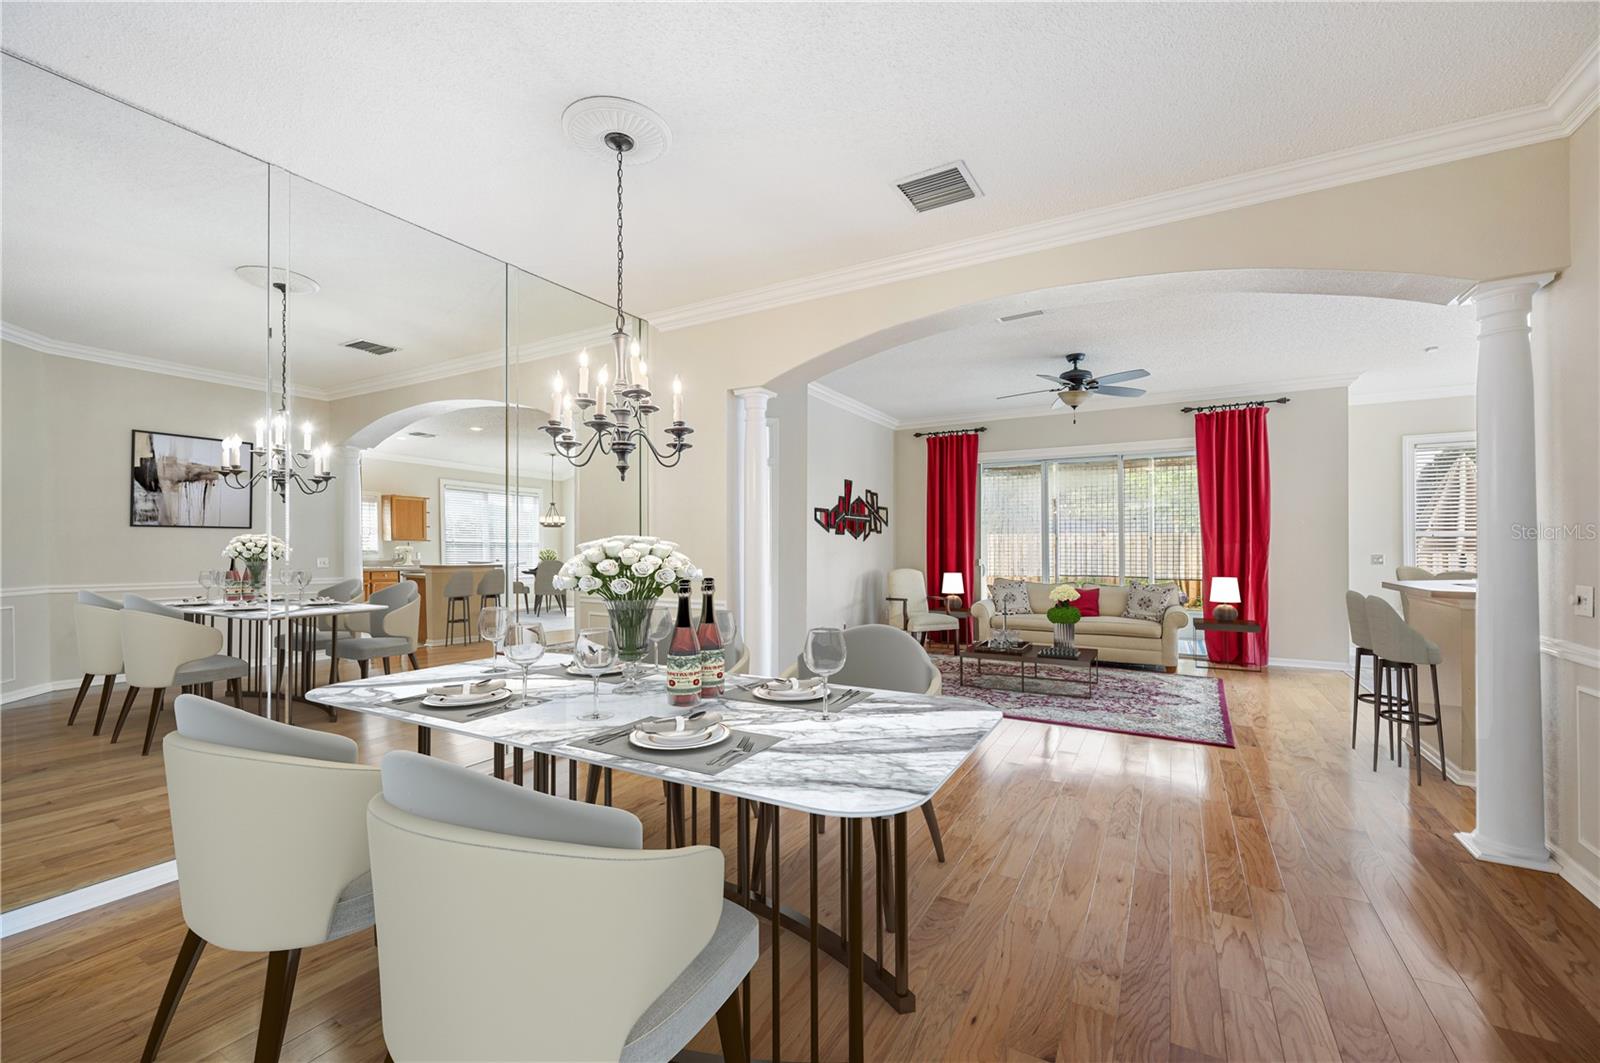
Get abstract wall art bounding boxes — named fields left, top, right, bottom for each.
left=813, top=478, right=889, bottom=541
left=130, top=430, right=253, bottom=528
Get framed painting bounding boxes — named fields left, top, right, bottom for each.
left=130, top=429, right=253, bottom=528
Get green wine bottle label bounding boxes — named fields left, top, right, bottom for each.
left=666, top=653, right=702, bottom=692
left=700, top=648, right=725, bottom=683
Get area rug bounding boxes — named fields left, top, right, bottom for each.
left=933, top=656, right=1234, bottom=748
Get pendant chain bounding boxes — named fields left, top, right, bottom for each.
left=615, top=147, right=626, bottom=334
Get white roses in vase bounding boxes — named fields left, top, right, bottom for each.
left=553, top=535, right=696, bottom=601
left=221, top=533, right=289, bottom=564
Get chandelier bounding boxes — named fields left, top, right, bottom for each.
left=543, top=100, right=691, bottom=482
left=538, top=454, right=567, bottom=527
left=220, top=277, right=334, bottom=499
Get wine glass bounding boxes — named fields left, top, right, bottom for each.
left=573, top=628, right=617, bottom=721
left=716, top=608, right=739, bottom=674
left=504, top=621, right=547, bottom=706
left=479, top=606, right=511, bottom=672
left=804, top=626, right=848, bottom=721
left=292, top=569, right=311, bottom=603
left=198, top=570, right=215, bottom=603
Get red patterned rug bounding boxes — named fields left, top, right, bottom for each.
left=933, top=655, right=1234, bottom=748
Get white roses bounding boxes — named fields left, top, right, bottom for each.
left=551, top=535, right=698, bottom=601
left=222, top=533, right=289, bottom=562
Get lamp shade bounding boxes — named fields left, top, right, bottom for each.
left=1209, top=576, right=1241, bottom=604
left=941, top=572, right=965, bottom=595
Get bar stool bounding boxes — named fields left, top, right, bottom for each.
left=1344, top=591, right=1379, bottom=750
left=476, top=569, right=506, bottom=614
left=443, top=572, right=474, bottom=646
left=1363, top=595, right=1447, bottom=785
left=513, top=580, right=533, bottom=616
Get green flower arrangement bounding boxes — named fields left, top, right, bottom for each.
left=1045, top=583, right=1082, bottom=625
left=538, top=548, right=559, bottom=561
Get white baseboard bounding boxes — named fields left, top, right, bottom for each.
left=1, top=675, right=112, bottom=708
left=1550, top=841, right=1600, bottom=909
left=0, top=861, right=177, bottom=938
left=1265, top=657, right=1349, bottom=671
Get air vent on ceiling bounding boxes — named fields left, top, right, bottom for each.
left=998, top=309, right=1045, bottom=323
left=406, top=431, right=437, bottom=438
left=895, top=161, right=981, bottom=213
left=344, top=339, right=399, bottom=356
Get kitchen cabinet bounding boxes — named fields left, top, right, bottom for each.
left=382, top=494, right=429, bottom=542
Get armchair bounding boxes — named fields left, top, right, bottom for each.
left=885, top=568, right=960, bottom=645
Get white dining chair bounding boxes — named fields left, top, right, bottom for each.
left=885, top=568, right=960, bottom=645
left=331, top=581, right=420, bottom=678
left=369, top=752, right=756, bottom=1063
left=144, top=695, right=380, bottom=1063
left=782, top=624, right=948, bottom=863
left=115, top=596, right=249, bottom=755
left=70, top=591, right=124, bottom=733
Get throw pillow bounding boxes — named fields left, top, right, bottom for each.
left=1128, top=577, right=1189, bottom=606
left=991, top=578, right=1032, bottom=616
left=1124, top=583, right=1183, bottom=622
left=1075, top=586, right=1101, bottom=618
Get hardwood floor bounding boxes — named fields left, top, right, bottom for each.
left=4, top=664, right=1599, bottom=1061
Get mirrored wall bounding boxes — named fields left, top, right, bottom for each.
left=0, top=53, right=635, bottom=904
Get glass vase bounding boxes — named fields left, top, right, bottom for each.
left=1051, top=621, right=1078, bottom=658
left=606, top=599, right=655, bottom=693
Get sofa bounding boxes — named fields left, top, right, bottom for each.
left=970, top=581, right=1190, bottom=672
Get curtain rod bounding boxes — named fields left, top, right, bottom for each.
left=1181, top=397, right=1291, bottom=414
left=913, top=426, right=987, bottom=438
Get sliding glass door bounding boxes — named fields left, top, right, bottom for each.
left=979, top=450, right=1202, bottom=603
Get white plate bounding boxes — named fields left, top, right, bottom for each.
left=629, top=723, right=730, bottom=752
left=751, top=685, right=825, bottom=703
left=421, top=687, right=512, bottom=710
left=567, top=663, right=623, bottom=678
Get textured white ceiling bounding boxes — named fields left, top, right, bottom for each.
left=818, top=287, right=1478, bottom=423
left=2, top=2, right=1593, bottom=315
left=368, top=405, right=571, bottom=477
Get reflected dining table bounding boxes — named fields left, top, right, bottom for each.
left=307, top=656, right=1001, bottom=1063
left=165, top=598, right=386, bottom=720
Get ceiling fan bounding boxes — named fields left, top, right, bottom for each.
left=995, top=352, right=1150, bottom=421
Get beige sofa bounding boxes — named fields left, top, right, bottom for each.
left=970, top=582, right=1189, bottom=671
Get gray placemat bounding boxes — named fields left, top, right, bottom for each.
left=718, top=684, right=871, bottom=711
left=392, top=693, right=541, bottom=724
left=529, top=664, right=630, bottom=685
left=568, top=724, right=784, bottom=775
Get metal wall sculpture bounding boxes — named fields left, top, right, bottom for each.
left=812, top=479, right=889, bottom=540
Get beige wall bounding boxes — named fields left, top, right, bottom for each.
left=358, top=454, right=574, bottom=565
left=1532, top=111, right=1600, bottom=899
left=1347, top=396, right=1477, bottom=604
left=1, top=340, right=340, bottom=698
left=648, top=139, right=1572, bottom=594
left=892, top=387, right=1351, bottom=665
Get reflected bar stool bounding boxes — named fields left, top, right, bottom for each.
left=70, top=591, right=124, bottom=733
left=443, top=572, right=474, bottom=646
left=477, top=569, right=506, bottom=615
left=1363, top=595, right=1448, bottom=785
left=1344, top=590, right=1379, bottom=750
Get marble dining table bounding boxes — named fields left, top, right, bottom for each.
left=307, top=655, right=1002, bottom=1063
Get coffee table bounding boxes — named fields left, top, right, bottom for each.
left=957, top=641, right=1100, bottom=695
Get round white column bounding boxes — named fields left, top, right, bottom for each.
left=333, top=446, right=364, bottom=582
left=735, top=388, right=776, bottom=675
left=1456, top=272, right=1558, bottom=872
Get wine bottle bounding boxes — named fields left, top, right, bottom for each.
left=666, top=579, right=702, bottom=707
left=697, top=577, right=724, bottom=697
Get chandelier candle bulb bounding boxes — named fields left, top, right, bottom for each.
left=254, top=419, right=265, bottom=449
left=577, top=349, right=589, bottom=397
left=637, top=358, right=649, bottom=393
left=301, top=421, right=313, bottom=452
left=672, top=377, right=683, bottom=422
left=551, top=372, right=565, bottom=422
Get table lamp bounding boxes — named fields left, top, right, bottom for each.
left=1209, top=576, right=1241, bottom=622
left=941, top=572, right=965, bottom=612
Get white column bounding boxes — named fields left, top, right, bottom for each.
left=1456, top=272, right=1559, bottom=873
left=334, top=446, right=363, bottom=582
left=735, top=388, right=776, bottom=675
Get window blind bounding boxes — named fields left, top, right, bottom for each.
left=1050, top=458, right=1120, bottom=586
left=441, top=484, right=542, bottom=565
left=1409, top=439, right=1477, bottom=570
left=360, top=498, right=380, bottom=551
left=979, top=464, right=1042, bottom=584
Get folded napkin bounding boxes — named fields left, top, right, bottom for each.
left=427, top=679, right=506, bottom=697
left=635, top=710, right=722, bottom=736
left=763, top=676, right=822, bottom=692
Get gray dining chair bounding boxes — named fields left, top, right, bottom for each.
left=368, top=752, right=755, bottom=1063
left=332, top=582, right=421, bottom=678
left=533, top=563, right=563, bottom=614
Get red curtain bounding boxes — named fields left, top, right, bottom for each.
left=926, top=432, right=979, bottom=641
left=1195, top=408, right=1271, bottom=667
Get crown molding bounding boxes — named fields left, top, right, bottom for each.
left=886, top=372, right=1361, bottom=432
left=649, top=42, right=1600, bottom=334
left=1348, top=382, right=1476, bottom=407
left=0, top=321, right=333, bottom=401
left=361, top=449, right=574, bottom=482
left=805, top=382, right=902, bottom=430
